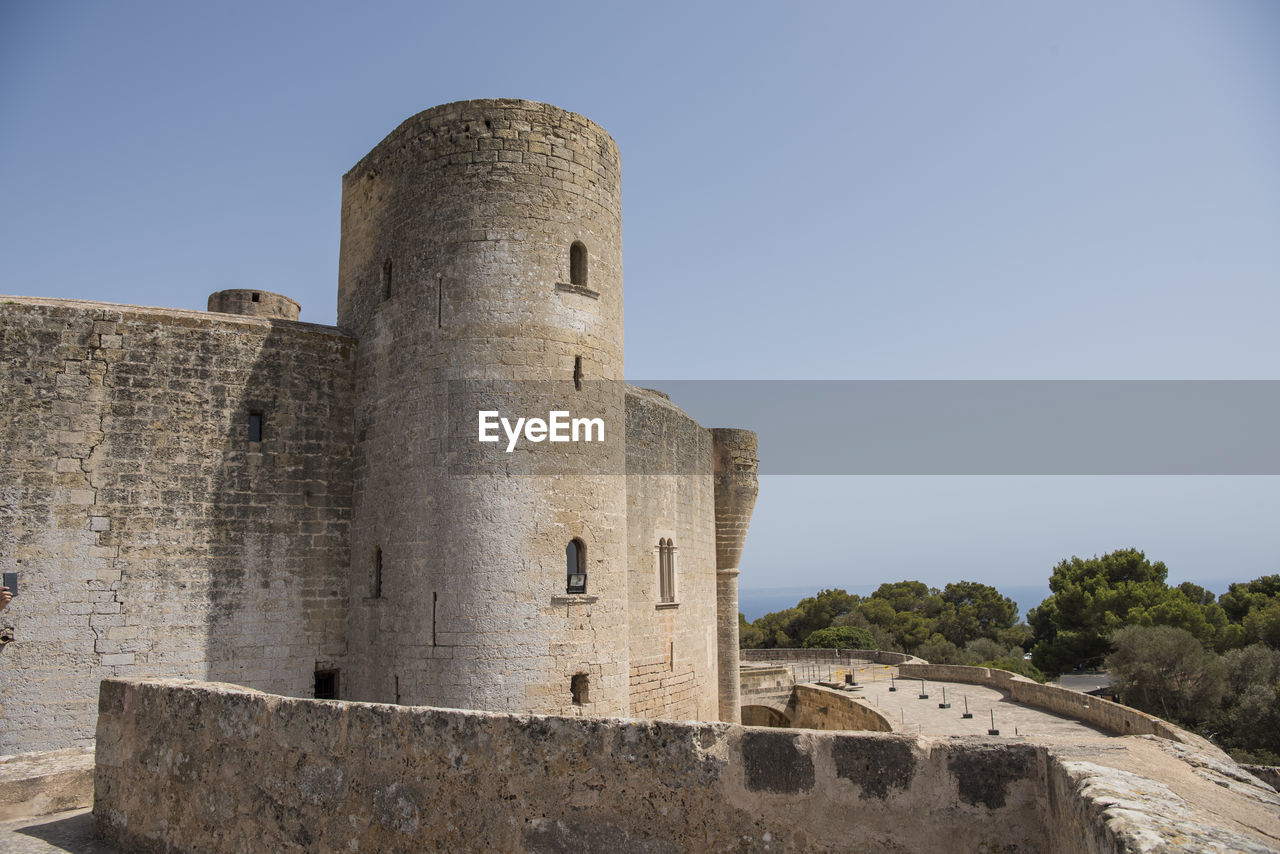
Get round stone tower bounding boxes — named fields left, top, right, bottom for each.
left=711, top=429, right=759, bottom=723
left=338, top=100, right=627, bottom=715
left=207, top=289, right=300, bottom=320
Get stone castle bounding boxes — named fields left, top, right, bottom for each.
left=5, top=100, right=1280, bottom=854
left=0, top=99, right=758, bottom=754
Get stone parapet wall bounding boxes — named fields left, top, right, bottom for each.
left=741, top=648, right=922, bottom=666
left=0, top=747, right=94, bottom=819
left=789, top=683, right=894, bottom=733
left=740, top=665, right=793, bottom=724
left=741, top=648, right=844, bottom=663
left=741, top=653, right=1211, bottom=750
left=898, top=663, right=1217, bottom=752
left=740, top=665, right=793, bottom=697
left=841, top=648, right=922, bottom=665
left=94, top=679, right=1280, bottom=853
left=91, top=680, right=1035, bottom=852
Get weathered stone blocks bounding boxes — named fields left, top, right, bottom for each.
left=0, top=298, right=353, bottom=753
left=94, top=679, right=1280, bottom=853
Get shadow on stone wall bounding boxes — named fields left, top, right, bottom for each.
left=201, top=318, right=353, bottom=698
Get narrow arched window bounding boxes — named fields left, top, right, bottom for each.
left=570, top=242, right=587, bottom=288
left=659, top=538, right=676, bottom=604
left=381, top=258, right=393, bottom=301
left=566, top=538, right=587, bottom=594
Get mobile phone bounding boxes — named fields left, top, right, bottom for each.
left=2, top=572, right=16, bottom=596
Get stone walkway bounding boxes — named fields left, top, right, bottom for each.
left=805, top=661, right=1111, bottom=740
left=0, top=809, right=115, bottom=854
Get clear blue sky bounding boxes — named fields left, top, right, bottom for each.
left=3, top=1, right=1278, bottom=609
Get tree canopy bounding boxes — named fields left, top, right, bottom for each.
left=1029, top=551, right=1276, bottom=676
left=742, top=580, right=1021, bottom=657
left=1106, top=624, right=1226, bottom=724
left=802, top=625, right=876, bottom=650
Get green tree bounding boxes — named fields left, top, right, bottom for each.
left=750, top=607, right=802, bottom=648
left=995, top=622, right=1034, bottom=652
left=856, top=597, right=897, bottom=630
left=1243, top=600, right=1280, bottom=647
left=802, top=625, right=877, bottom=650
left=1129, top=592, right=1227, bottom=650
left=1028, top=549, right=1199, bottom=675
left=1219, top=574, right=1280, bottom=623
left=890, top=610, right=934, bottom=653
left=914, top=636, right=960, bottom=664
left=959, top=637, right=1011, bottom=663
left=1178, top=581, right=1215, bottom=606
left=738, top=613, right=764, bottom=649
left=1106, top=625, right=1225, bottom=725
left=786, top=589, right=859, bottom=644
left=870, top=580, right=943, bottom=617
left=1206, top=644, right=1280, bottom=763
left=936, top=581, right=1018, bottom=646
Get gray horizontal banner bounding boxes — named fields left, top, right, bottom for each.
left=442, top=381, right=1280, bottom=475
left=653, top=380, right=1280, bottom=475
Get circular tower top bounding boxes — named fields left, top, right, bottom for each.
left=207, top=289, right=301, bottom=321
left=336, top=98, right=623, bottom=380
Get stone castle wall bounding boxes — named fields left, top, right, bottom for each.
left=624, top=388, right=718, bottom=721
left=0, top=99, right=753, bottom=751
left=0, top=297, right=353, bottom=753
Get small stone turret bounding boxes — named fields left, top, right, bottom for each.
left=711, top=428, right=759, bottom=722
left=207, top=289, right=301, bottom=320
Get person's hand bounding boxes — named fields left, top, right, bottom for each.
left=0, top=587, right=10, bottom=613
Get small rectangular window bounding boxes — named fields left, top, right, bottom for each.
left=251, top=292, right=260, bottom=302
left=571, top=673, right=589, bottom=706
left=248, top=411, right=264, bottom=442
left=374, top=546, right=383, bottom=598
left=314, top=669, right=339, bottom=700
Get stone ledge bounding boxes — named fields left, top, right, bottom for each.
left=554, top=282, right=600, bottom=300
left=0, top=294, right=349, bottom=337
left=0, top=747, right=94, bottom=821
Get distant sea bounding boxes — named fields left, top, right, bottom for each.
left=739, top=583, right=1053, bottom=623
